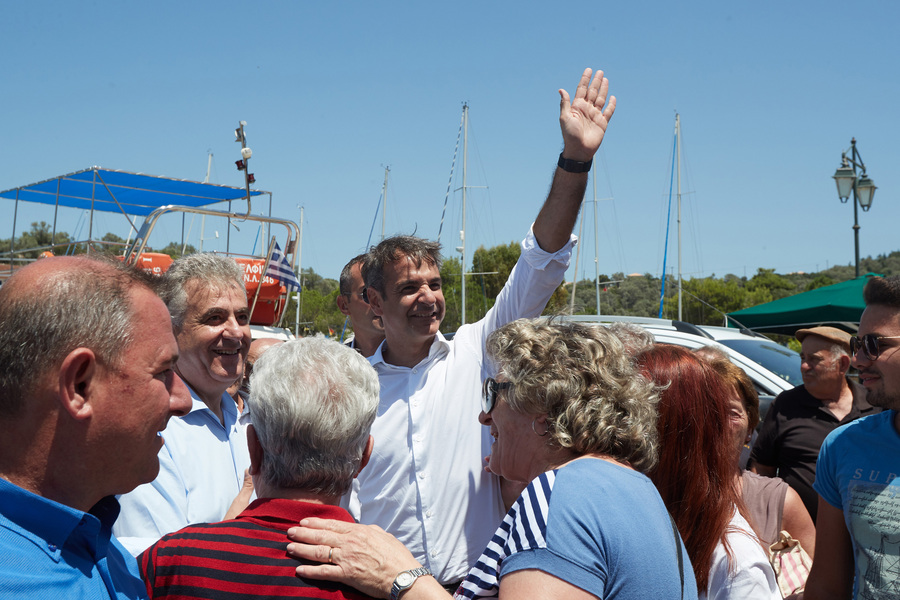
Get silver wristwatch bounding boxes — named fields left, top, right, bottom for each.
left=390, top=566, right=432, bottom=600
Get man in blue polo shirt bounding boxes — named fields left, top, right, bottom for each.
left=0, top=256, right=192, bottom=599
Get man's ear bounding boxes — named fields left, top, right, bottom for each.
left=356, top=435, right=374, bottom=477
left=367, top=289, right=385, bottom=317
left=58, top=348, right=98, bottom=421
left=336, top=294, right=350, bottom=316
left=839, top=353, right=852, bottom=374
left=247, top=425, right=264, bottom=476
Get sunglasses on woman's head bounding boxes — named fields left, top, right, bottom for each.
left=482, top=377, right=512, bottom=414
left=849, top=334, right=900, bottom=360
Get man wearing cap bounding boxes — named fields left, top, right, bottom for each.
left=750, top=325, right=880, bottom=522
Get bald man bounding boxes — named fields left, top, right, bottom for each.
left=0, top=256, right=192, bottom=599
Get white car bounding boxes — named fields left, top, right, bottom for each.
left=562, top=315, right=801, bottom=421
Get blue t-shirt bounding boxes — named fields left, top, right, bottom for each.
left=814, top=409, right=900, bottom=600
left=456, top=457, right=698, bottom=599
left=0, top=477, right=146, bottom=600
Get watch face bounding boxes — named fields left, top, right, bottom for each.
left=396, top=572, right=416, bottom=587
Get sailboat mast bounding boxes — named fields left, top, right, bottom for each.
left=676, top=113, right=683, bottom=321
left=460, top=103, right=469, bottom=326
left=593, top=161, right=601, bottom=316
left=380, top=166, right=390, bottom=241
left=295, top=206, right=304, bottom=337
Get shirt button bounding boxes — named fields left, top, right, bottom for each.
left=418, top=472, right=426, bottom=479
left=413, top=369, right=418, bottom=374
left=426, top=510, right=434, bottom=518
left=48, top=543, right=57, bottom=552
left=430, top=551, right=438, bottom=558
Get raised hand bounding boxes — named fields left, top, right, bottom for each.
left=558, top=68, right=616, bottom=162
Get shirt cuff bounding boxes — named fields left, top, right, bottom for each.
left=521, top=225, right=577, bottom=270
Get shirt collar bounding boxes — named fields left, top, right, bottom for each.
left=369, top=331, right=450, bottom=368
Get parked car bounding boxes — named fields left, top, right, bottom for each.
left=562, top=315, right=801, bottom=423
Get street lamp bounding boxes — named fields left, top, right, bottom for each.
left=833, top=138, right=877, bottom=277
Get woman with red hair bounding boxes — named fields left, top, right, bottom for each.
left=637, top=344, right=780, bottom=600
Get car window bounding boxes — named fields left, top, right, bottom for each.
left=716, top=339, right=802, bottom=386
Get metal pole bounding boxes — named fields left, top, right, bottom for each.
left=851, top=139, right=861, bottom=278
left=593, top=162, right=601, bottom=317
left=676, top=114, right=682, bottom=321
left=295, top=206, right=304, bottom=337
left=381, top=167, right=389, bottom=241
left=460, top=103, right=468, bottom=326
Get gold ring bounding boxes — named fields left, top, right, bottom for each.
left=328, top=547, right=334, bottom=563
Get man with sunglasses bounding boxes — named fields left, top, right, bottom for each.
left=805, top=276, right=900, bottom=600
left=750, top=326, right=879, bottom=522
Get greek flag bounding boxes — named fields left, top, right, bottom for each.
left=265, top=241, right=301, bottom=290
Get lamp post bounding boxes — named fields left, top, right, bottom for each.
left=833, top=138, right=877, bottom=278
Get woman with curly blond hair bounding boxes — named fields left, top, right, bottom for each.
left=286, top=318, right=697, bottom=600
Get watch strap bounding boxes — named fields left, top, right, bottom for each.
left=557, top=152, right=593, bottom=173
left=390, top=566, right=432, bottom=600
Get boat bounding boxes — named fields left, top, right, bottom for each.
left=0, top=122, right=301, bottom=339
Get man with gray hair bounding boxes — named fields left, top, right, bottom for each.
left=115, top=253, right=253, bottom=555
left=139, top=337, right=381, bottom=600
left=0, top=256, right=192, bottom=598
left=750, top=325, right=879, bottom=521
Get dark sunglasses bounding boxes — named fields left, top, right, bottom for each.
left=482, top=377, right=512, bottom=414
left=849, top=334, right=900, bottom=360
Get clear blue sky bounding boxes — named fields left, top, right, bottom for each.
left=4, top=1, right=898, bottom=286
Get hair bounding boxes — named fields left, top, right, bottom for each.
left=637, top=345, right=755, bottom=592
left=701, top=351, right=760, bottom=432
left=361, top=235, right=442, bottom=295
left=160, top=253, right=245, bottom=328
left=249, top=335, right=379, bottom=496
left=339, top=253, right=368, bottom=298
left=864, top=275, right=900, bottom=308
left=485, top=318, right=660, bottom=473
left=0, top=256, right=159, bottom=418
left=605, top=322, right=655, bottom=355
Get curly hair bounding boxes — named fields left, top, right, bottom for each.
left=485, top=317, right=660, bottom=473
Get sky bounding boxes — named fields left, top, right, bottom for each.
left=3, top=1, right=898, bottom=287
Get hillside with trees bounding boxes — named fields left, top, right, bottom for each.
left=4, top=223, right=897, bottom=339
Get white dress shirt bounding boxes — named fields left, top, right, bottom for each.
left=113, top=387, right=250, bottom=556
left=350, top=228, right=574, bottom=584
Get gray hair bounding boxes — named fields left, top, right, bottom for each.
left=0, top=256, right=158, bottom=418
left=486, top=317, right=660, bottom=473
left=160, top=253, right=245, bottom=328
left=249, top=335, right=379, bottom=495
left=362, top=235, right=442, bottom=295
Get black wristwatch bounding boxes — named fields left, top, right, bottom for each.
left=390, top=566, right=432, bottom=600
left=557, top=152, right=593, bottom=173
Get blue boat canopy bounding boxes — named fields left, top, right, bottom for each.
left=0, top=167, right=265, bottom=217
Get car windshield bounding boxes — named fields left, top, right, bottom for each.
left=717, top=339, right=802, bottom=386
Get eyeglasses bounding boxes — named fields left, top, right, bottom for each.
left=849, top=334, right=900, bottom=360
left=482, top=377, right=512, bottom=414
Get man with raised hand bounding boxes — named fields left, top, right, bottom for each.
left=0, top=256, right=192, bottom=599
left=350, top=68, right=616, bottom=589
